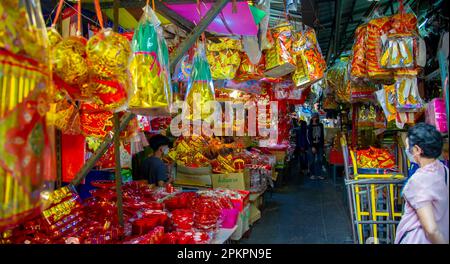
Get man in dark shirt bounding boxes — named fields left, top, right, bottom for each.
left=140, top=135, right=171, bottom=187
left=307, top=113, right=325, bottom=180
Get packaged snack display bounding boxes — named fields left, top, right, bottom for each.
left=350, top=24, right=368, bottom=79
left=206, top=38, right=242, bottom=80
left=129, top=5, right=172, bottom=113
left=185, top=42, right=215, bottom=120
left=327, top=57, right=350, bottom=103
left=292, top=28, right=326, bottom=87
left=366, top=16, right=392, bottom=80
left=356, top=147, right=396, bottom=169
left=235, top=52, right=265, bottom=82
left=264, top=23, right=296, bottom=78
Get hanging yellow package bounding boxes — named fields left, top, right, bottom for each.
left=129, top=4, right=172, bottom=113
left=206, top=38, right=242, bottom=80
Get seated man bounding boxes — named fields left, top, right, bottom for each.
left=140, top=134, right=172, bottom=187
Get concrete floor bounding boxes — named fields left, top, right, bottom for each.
left=240, top=158, right=354, bottom=244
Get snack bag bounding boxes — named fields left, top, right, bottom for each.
left=129, top=4, right=172, bottom=113
left=185, top=42, right=215, bottom=120
left=264, top=23, right=296, bottom=78
left=206, top=38, right=242, bottom=80
left=350, top=24, right=368, bottom=79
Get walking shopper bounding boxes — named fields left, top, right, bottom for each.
left=395, top=123, right=448, bottom=244
left=307, top=113, right=325, bottom=180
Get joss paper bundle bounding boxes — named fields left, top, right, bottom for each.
left=185, top=42, right=215, bottom=120
left=206, top=38, right=242, bottom=80
left=264, top=23, right=296, bottom=78
left=292, top=28, right=326, bottom=87
left=129, top=5, right=172, bottom=113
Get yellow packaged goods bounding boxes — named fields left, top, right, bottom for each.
left=264, top=23, right=296, bottom=78
left=366, top=16, right=392, bottom=80
left=185, top=42, right=215, bottom=120
left=206, top=38, right=242, bottom=80
left=234, top=52, right=265, bottom=81
left=85, top=28, right=132, bottom=111
left=86, top=28, right=131, bottom=78
left=128, top=5, right=171, bottom=112
left=292, top=28, right=326, bottom=87
left=350, top=24, right=368, bottom=78
left=53, top=36, right=89, bottom=87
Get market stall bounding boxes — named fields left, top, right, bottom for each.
left=1, top=0, right=447, bottom=245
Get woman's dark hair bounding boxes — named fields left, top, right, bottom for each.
left=407, top=123, right=443, bottom=159
left=149, top=134, right=170, bottom=152
left=309, top=113, right=319, bottom=125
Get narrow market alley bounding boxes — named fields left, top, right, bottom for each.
left=241, top=160, right=353, bottom=244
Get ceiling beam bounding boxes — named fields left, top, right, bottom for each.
left=335, top=0, right=356, bottom=55
left=326, top=0, right=343, bottom=64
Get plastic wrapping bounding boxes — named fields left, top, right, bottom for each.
left=129, top=5, right=172, bottom=112
left=425, top=98, right=448, bottom=133
left=85, top=28, right=132, bottom=111
left=394, top=77, right=424, bottom=111
left=350, top=24, right=368, bottom=79
left=185, top=42, right=215, bottom=120
left=53, top=36, right=89, bottom=88
left=172, top=54, right=192, bottom=82
left=326, top=57, right=349, bottom=103
left=292, top=28, right=326, bottom=87
left=206, top=38, right=242, bottom=80
left=234, top=52, right=265, bottom=82
left=366, top=16, right=392, bottom=80
left=0, top=0, right=55, bottom=231
left=264, top=23, right=296, bottom=78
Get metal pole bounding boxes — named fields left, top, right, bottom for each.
left=169, top=0, right=230, bottom=72
left=113, top=113, right=124, bottom=227
left=112, top=0, right=124, bottom=228
left=56, top=129, right=62, bottom=189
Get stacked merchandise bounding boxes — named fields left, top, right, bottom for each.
left=0, top=182, right=251, bottom=244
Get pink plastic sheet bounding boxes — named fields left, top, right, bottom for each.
left=166, top=2, right=258, bottom=36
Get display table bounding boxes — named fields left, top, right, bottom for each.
left=211, top=226, right=238, bottom=244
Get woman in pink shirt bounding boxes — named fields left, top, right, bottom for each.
left=395, top=123, right=449, bottom=244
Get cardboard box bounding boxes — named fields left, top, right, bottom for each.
left=231, top=205, right=250, bottom=241
left=175, top=172, right=212, bottom=188
left=211, top=169, right=250, bottom=190
left=249, top=196, right=262, bottom=225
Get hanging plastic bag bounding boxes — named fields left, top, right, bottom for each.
left=185, top=42, right=215, bottom=120
left=292, top=28, right=326, bottom=87
left=350, top=24, right=368, bottom=79
left=206, top=37, right=242, bottom=80
left=0, top=0, right=54, bottom=230
left=394, top=77, right=424, bottom=112
left=242, top=36, right=262, bottom=65
left=128, top=4, right=172, bottom=113
left=234, top=52, right=265, bottom=82
left=264, top=23, right=296, bottom=78
left=366, top=15, right=393, bottom=80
